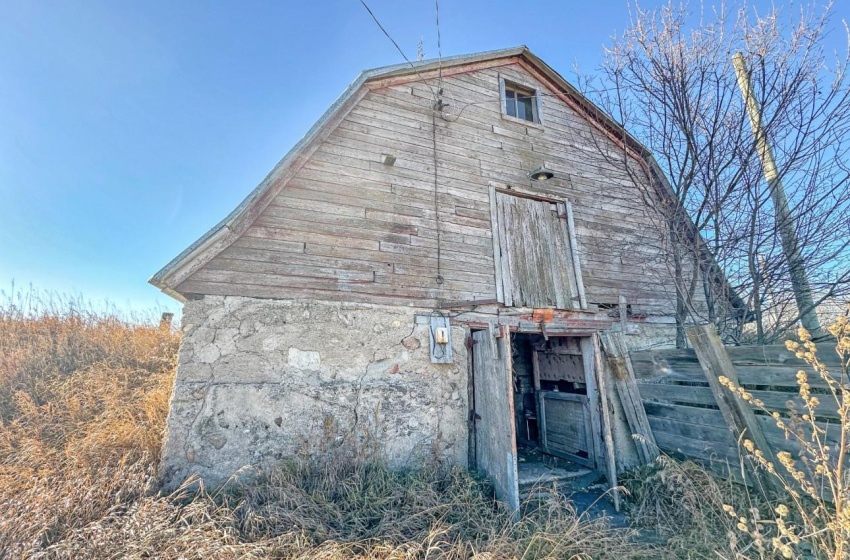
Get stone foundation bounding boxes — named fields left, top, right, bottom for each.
left=160, top=296, right=469, bottom=489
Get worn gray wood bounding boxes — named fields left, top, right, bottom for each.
left=565, top=202, right=587, bottom=309
left=592, top=334, right=620, bottom=511
left=536, top=352, right=584, bottom=382
left=580, top=337, right=603, bottom=469
left=618, top=295, right=628, bottom=332
left=494, top=192, right=577, bottom=309
left=600, top=332, right=659, bottom=464
left=171, top=61, right=711, bottom=317
left=531, top=349, right=549, bottom=451
left=488, top=185, right=505, bottom=304
left=495, top=196, right=514, bottom=307
left=534, top=87, right=544, bottom=125
left=687, top=325, right=780, bottom=493
left=554, top=202, right=580, bottom=307
left=630, top=343, right=841, bottom=386
left=540, top=392, right=594, bottom=467
left=472, top=329, right=520, bottom=512
left=498, top=75, right=507, bottom=115
left=543, top=202, right=574, bottom=310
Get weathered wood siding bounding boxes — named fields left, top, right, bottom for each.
left=177, top=60, right=701, bottom=316
left=631, top=343, right=843, bottom=480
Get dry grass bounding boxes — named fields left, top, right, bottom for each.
left=0, top=290, right=179, bottom=556
left=0, top=290, right=656, bottom=559
left=622, top=456, right=756, bottom=559
left=624, top=312, right=850, bottom=560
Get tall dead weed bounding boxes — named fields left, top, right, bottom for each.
left=0, top=290, right=179, bottom=556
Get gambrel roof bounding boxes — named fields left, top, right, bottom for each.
left=149, top=46, right=660, bottom=301
left=149, top=46, right=746, bottom=317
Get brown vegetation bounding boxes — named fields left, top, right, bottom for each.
left=4, top=290, right=843, bottom=559
left=0, top=294, right=650, bottom=559
left=0, top=292, right=179, bottom=556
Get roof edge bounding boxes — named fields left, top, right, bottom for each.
left=149, top=68, right=375, bottom=291
left=149, top=47, right=534, bottom=295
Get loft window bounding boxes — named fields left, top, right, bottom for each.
left=500, top=78, right=541, bottom=124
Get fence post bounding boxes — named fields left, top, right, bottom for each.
left=687, top=324, right=780, bottom=493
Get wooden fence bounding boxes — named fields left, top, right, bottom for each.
left=628, top=336, right=844, bottom=481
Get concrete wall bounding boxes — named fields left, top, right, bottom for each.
left=160, top=296, right=469, bottom=489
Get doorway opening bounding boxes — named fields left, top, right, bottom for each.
left=511, top=333, right=599, bottom=490
left=470, top=328, right=601, bottom=506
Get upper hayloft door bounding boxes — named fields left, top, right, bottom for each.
left=489, top=188, right=587, bottom=310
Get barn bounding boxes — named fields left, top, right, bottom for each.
left=150, top=47, right=734, bottom=505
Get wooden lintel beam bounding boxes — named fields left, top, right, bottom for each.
left=437, top=299, right=501, bottom=309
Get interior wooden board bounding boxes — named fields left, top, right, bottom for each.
left=536, top=352, right=585, bottom=382
left=541, top=393, right=593, bottom=466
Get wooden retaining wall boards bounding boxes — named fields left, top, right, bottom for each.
left=629, top=329, right=843, bottom=483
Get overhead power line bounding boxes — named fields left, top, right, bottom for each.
left=356, top=0, right=437, bottom=101
left=356, top=0, right=449, bottom=287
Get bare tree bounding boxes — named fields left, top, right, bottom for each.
left=582, top=1, right=850, bottom=344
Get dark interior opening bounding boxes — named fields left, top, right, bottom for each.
left=511, top=333, right=594, bottom=467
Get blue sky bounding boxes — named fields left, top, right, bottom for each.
left=1, top=0, right=847, bottom=315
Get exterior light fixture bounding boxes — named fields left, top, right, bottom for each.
left=528, top=166, right=554, bottom=180
left=381, top=154, right=397, bottom=166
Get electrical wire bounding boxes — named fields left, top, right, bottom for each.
left=355, top=0, right=445, bottom=286
left=356, top=0, right=438, bottom=102
left=432, top=109, right=444, bottom=286
left=435, top=0, right=443, bottom=92
left=432, top=0, right=444, bottom=286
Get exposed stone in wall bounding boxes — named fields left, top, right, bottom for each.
left=161, top=296, right=468, bottom=489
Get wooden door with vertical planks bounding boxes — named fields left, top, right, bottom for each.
left=472, top=329, right=520, bottom=511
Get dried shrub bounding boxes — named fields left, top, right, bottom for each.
left=622, top=455, right=754, bottom=559
left=720, top=312, right=850, bottom=559
left=0, top=289, right=179, bottom=556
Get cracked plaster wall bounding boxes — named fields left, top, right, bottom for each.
left=160, top=296, right=468, bottom=489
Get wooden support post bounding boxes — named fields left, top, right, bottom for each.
left=617, top=295, right=628, bottom=332
left=687, top=324, right=780, bottom=493
left=488, top=185, right=505, bottom=305
left=565, top=202, right=587, bottom=310
left=600, top=332, right=659, bottom=464
left=580, top=338, right=605, bottom=470
left=531, top=350, right=549, bottom=453
left=592, top=334, right=620, bottom=512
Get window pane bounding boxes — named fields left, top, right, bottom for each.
left=518, top=95, right=534, bottom=121
left=505, top=92, right=517, bottom=117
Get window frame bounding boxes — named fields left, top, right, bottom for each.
left=499, top=76, right=543, bottom=126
